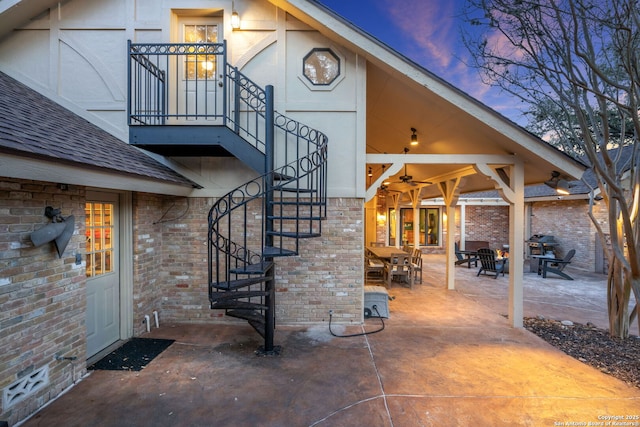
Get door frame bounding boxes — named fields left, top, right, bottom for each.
left=85, top=190, right=133, bottom=357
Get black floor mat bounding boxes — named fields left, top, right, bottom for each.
left=88, top=338, right=174, bottom=371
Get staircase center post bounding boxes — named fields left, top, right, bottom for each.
left=262, top=84, right=277, bottom=354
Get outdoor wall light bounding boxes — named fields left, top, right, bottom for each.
left=368, top=167, right=373, bottom=177
left=555, top=179, right=571, bottom=195
left=30, top=206, right=75, bottom=258
left=410, top=128, right=418, bottom=146
left=545, top=171, right=573, bottom=195
left=231, top=1, right=240, bottom=29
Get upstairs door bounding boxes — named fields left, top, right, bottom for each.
left=174, top=17, right=224, bottom=124
left=85, top=194, right=120, bottom=358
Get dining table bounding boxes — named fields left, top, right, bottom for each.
left=366, top=246, right=409, bottom=261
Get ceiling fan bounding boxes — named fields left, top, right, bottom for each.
left=377, top=184, right=401, bottom=195
left=388, top=147, right=432, bottom=186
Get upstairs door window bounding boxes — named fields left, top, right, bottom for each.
left=184, top=24, right=219, bottom=80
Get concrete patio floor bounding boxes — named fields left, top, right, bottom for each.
left=18, top=256, right=640, bottom=426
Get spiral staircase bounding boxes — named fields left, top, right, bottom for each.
left=128, top=41, right=328, bottom=354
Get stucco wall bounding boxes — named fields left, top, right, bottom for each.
left=0, top=0, right=364, bottom=199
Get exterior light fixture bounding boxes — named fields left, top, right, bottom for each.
left=368, top=167, right=373, bottom=177
left=556, top=179, right=571, bottom=195
left=410, top=128, right=418, bottom=146
left=544, top=171, right=572, bottom=195
left=231, top=1, right=240, bottom=29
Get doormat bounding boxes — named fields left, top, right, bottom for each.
left=88, top=338, right=175, bottom=371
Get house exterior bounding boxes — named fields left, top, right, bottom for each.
left=0, top=0, right=586, bottom=424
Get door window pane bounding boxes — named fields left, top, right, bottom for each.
left=85, top=202, right=114, bottom=278
left=184, top=24, right=218, bottom=79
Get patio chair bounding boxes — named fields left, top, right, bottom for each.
left=455, top=242, right=479, bottom=268
left=476, top=248, right=506, bottom=279
left=365, top=254, right=385, bottom=283
left=384, top=253, right=413, bottom=289
left=410, top=248, right=423, bottom=284
left=540, top=249, right=575, bottom=280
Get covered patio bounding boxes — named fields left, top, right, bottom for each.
left=359, top=58, right=585, bottom=329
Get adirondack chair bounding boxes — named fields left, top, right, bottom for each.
left=455, top=242, right=479, bottom=268
left=476, top=248, right=506, bottom=279
left=540, top=249, right=576, bottom=280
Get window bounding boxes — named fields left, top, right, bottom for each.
left=388, top=207, right=441, bottom=246
left=184, top=24, right=219, bottom=79
left=303, top=48, right=340, bottom=85
left=85, top=202, right=114, bottom=277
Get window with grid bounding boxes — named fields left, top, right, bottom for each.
left=184, top=24, right=218, bottom=79
left=85, top=203, right=114, bottom=277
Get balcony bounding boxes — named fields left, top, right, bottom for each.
left=127, top=41, right=268, bottom=173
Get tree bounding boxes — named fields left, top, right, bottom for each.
left=462, top=0, right=639, bottom=338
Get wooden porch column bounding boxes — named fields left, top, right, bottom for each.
left=508, top=161, right=525, bottom=327
left=409, top=189, right=421, bottom=249
left=475, top=161, right=525, bottom=328
left=438, top=178, right=461, bottom=290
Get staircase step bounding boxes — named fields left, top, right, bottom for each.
left=226, top=310, right=266, bottom=338
left=229, top=262, right=274, bottom=275
left=270, top=200, right=324, bottom=206
left=248, top=319, right=266, bottom=338
left=273, top=172, right=295, bottom=181
left=210, top=290, right=270, bottom=302
left=211, top=300, right=268, bottom=311
left=273, top=186, right=316, bottom=193
left=267, top=231, right=321, bottom=239
left=212, top=276, right=269, bottom=291
left=267, top=215, right=323, bottom=221
left=262, top=246, right=298, bottom=257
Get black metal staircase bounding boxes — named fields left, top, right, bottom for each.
left=128, top=41, right=328, bottom=354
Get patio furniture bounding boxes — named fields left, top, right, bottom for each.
left=410, top=248, right=423, bottom=284
left=384, top=253, right=413, bottom=289
left=455, top=242, right=479, bottom=268
left=365, top=254, right=385, bottom=283
left=540, top=249, right=575, bottom=280
left=476, top=248, right=506, bottom=279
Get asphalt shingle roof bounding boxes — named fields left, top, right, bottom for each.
left=0, top=72, right=200, bottom=188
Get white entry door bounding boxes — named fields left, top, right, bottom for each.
left=175, top=17, right=224, bottom=124
left=85, top=194, right=120, bottom=358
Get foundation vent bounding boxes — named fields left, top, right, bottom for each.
left=3, top=365, right=49, bottom=410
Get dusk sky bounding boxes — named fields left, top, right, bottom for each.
left=316, top=0, right=527, bottom=125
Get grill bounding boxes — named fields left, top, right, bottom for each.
left=526, top=234, right=556, bottom=256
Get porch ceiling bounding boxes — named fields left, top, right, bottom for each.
left=365, top=62, right=583, bottom=199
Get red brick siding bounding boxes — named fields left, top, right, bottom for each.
left=530, top=199, right=601, bottom=271
left=132, top=193, right=166, bottom=334
left=464, top=205, right=510, bottom=249
left=0, top=178, right=86, bottom=425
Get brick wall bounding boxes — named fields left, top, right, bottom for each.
left=464, top=205, right=510, bottom=248
left=530, top=199, right=597, bottom=271
left=152, top=197, right=364, bottom=325
left=156, top=196, right=211, bottom=323
left=132, top=193, right=167, bottom=335
left=0, top=178, right=86, bottom=426
left=275, top=197, right=363, bottom=324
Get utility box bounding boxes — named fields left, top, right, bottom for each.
left=364, top=286, right=390, bottom=318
